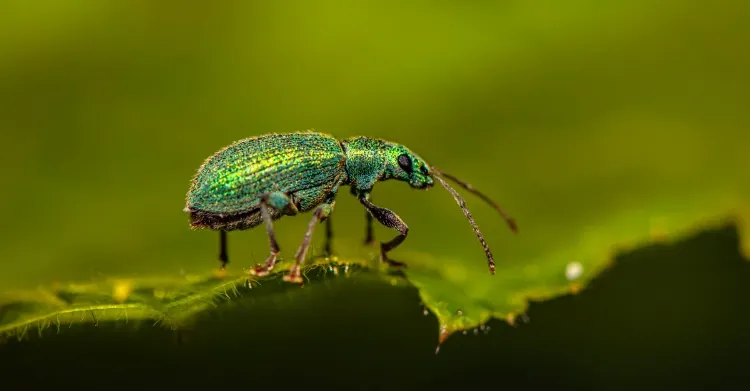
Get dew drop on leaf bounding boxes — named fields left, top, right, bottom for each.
left=566, top=262, right=583, bottom=281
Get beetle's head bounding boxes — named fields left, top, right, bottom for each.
left=386, top=144, right=434, bottom=189
left=383, top=140, right=519, bottom=278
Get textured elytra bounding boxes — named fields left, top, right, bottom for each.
left=186, top=132, right=347, bottom=229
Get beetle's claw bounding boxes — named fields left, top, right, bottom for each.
left=248, top=253, right=278, bottom=277
left=248, top=264, right=271, bottom=277
left=385, top=259, right=407, bottom=269
left=214, top=267, right=229, bottom=279
left=380, top=254, right=407, bottom=269
left=283, top=271, right=304, bottom=285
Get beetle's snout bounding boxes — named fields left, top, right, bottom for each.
left=410, top=175, right=433, bottom=189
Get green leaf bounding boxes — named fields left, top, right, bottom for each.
left=0, top=257, right=373, bottom=342
left=401, top=209, right=749, bottom=346
left=396, top=125, right=750, bottom=344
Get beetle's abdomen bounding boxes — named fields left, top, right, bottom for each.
left=186, top=132, right=346, bottom=217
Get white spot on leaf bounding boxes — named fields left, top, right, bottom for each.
left=566, top=262, right=583, bottom=281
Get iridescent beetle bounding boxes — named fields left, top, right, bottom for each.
left=184, top=131, right=517, bottom=284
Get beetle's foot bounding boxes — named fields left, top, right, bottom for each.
left=248, top=253, right=278, bottom=277
left=283, top=269, right=304, bottom=285
left=321, top=244, right=334, bottom=258
left=380, top=253, right=407, bottom=269
left=248, top=265, right=270, bottom=277
left=383, top=258, right=407, bottom=268
left=364, top=238, right=377, bottom=247
left=214, top=266, right=228, bottom=279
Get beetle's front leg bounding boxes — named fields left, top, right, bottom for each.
left=284, top=201, right=335, bottom=284
left=359, top=195, right=408, bottom=269
left=353, top=186, right=376, bottom=246
left=248, top=192, right=298, bottom=277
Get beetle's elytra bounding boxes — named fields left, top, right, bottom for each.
left=184, top=130, right=517, bottom=284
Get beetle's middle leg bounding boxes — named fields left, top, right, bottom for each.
left=323, top=217, right=333, bottom=256
left=284, top=201, right=335, bottom=284
left=359, top=194, right=408, bottom=269
left=364, top=206, right=375, bottom=246
left=248, top=191, right=298, bottom=277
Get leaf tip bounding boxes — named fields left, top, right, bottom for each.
left=437, top=322, right=453, bottom=350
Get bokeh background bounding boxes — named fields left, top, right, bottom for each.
left=2, top=0, right=747, bottom=289
left=1, top=1, right=749, bottom=388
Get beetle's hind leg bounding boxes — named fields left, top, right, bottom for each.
left=284, top=201, right=335, bottom=284
left=248, top=192, right=298, bottom=277
left=248, top=202, right=280, bottom=277
left=218, top=230, right=228, bottom=269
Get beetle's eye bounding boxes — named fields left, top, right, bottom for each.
left=420, top=165, right=429, bottom=175
left=397, top=154, right=413, bottom=173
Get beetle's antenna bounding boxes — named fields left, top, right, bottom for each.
left=433, top=174, right=496, bottom=275
left=432, top=168, right=517, bottom=233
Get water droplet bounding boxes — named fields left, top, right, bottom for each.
left=462, top=330, right=468, bottom=335
left=566, top=262, right=583, bottom=281
left=456, top=309, right=463, bottom=316
left=473, top=328, right=479, bottom=335
left=423, top=309, right=429, bottom=316
left=480, top=324, right=486, bottom=330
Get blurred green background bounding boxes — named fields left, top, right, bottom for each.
left=1, top=0, right=748, bottom=300
left=1, top=0, right=750, bottom=388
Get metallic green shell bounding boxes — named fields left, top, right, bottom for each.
left=186, top=132, right=346, bottom=224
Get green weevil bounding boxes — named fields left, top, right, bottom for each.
left=184, top=130, right=517, bottom=284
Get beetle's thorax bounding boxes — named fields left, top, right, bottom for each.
left=340, top=136, right=388, bottom=194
